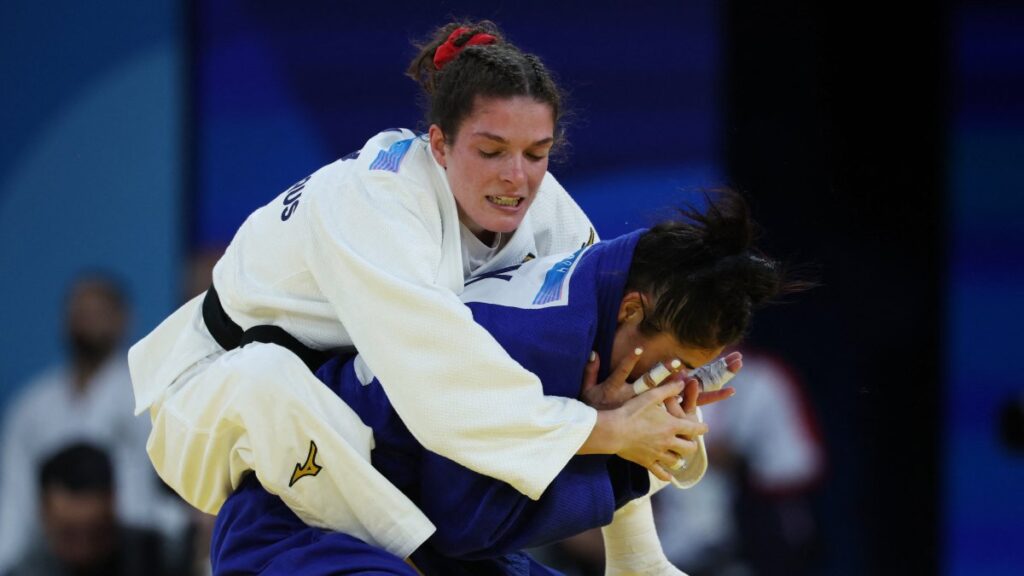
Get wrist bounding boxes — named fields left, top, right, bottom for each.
left=578, top=408, right=623, bottom=455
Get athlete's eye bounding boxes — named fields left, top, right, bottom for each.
left=478, top=150, right=501, bottom=159
left=525, top=152, right=547, bottom=162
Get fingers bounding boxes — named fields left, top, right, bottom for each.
left=654, top=441, right=697, bottom=479
left=668, top=454, right=688, bottom=470
left=726, top=352, right=743, bottom=374
left=696, top=386, right=736, bottom=407
left=671, top=417, right=708, bottom=439
left=648, top=463, right=671, bottom=482
left=660, top=448, right=691, bottom=471
left=682, top=378, right=700, bottom=414
left=616, top=381, right=708, bottom=474
left=646, top=437, right=701, bottom=475
left=664, top=394, right=685, bottom=418
left=641, top=379, right=686, bottom=408
left=581, top=351, right=600, bottom=393
left=613, top=347, right=644, bottom=385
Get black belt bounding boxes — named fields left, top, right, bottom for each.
left=202, top=285, right=331, bottom=372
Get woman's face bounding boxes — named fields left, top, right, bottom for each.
left=429, top=95, right=555, bottom=242
left=610, top=292, right=725, bottom=381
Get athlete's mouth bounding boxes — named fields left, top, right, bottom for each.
left=487, top=195, right=523, bottom=207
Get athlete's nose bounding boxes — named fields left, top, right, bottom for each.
left=500, top=154, right=527, bottom=188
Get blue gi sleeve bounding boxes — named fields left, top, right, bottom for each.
left=421, top=452, right=649, bottom=560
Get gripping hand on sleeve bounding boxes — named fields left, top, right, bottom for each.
left=579, top=349, right=707, bottom=482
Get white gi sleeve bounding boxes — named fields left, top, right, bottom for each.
left=304, top=170, right=598, bottom=500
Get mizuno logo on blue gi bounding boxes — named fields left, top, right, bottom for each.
left=533, top=247, right=585, bottom=305
left=369, top=138, right=414, bottom=172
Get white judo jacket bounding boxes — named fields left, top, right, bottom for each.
left=129, top=129, right=599, bottom=503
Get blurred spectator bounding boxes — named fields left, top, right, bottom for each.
left=4, top=442, right=167, bottom=576
left=0, top=274, right=188, bottom=573
left=653, top=350, right=824, bottom=576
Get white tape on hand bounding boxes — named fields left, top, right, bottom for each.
left=632, top=362, right=672, bottom=396
left=690, top=358, right=734, bottom=392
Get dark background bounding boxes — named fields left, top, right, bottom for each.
left=728, top=3, right=945, bottom=573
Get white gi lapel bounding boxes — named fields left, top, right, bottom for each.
left=468, top=214, right=538, bottom=277
left=423, top=137, right=466, bottom=295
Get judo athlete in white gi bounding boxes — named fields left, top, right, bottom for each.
left=128, top=20, right=705, bottom=562
left=209, top=191, right=793, bottom=576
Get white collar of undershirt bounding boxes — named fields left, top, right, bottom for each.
left=460, top=223, right=508, bottom=277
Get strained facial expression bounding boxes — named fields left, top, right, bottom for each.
left=430, top=95, right=555, bottom=241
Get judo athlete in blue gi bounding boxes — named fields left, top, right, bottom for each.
left=210, top=192, right=794, bottom=575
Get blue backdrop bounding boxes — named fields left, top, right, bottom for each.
left=0, top=1, right=183, bottom=411
left=945, top=4, right=1024, bottom=574
left=192, top=0, right=722, bottom=248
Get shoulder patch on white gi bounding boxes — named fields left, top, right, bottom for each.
left=461, top=246, right=590, bottom=310
left=369, top=138, right=414, bottom=173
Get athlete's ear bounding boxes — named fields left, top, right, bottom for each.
left=617, top=291, right=646, bottom=325
left=428, top=125, right=447, bottom=169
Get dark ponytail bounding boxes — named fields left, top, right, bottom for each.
left=627, top=189, right=809, bottom=349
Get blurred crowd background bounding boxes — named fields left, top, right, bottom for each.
left=1, top=1, right=1021, bottom=575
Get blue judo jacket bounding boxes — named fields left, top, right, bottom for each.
left=212, top=230, right=651, bottom=576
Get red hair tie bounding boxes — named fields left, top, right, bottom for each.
left=433, top=26, right=497, bottom=70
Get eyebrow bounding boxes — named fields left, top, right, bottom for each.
left=473, top=131, right=554, bottom=147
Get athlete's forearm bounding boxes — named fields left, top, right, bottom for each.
left=307, top=184, right=596, bottom=500
left=578, top=409, right=623, bottom=455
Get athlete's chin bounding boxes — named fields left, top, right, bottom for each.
left=480, top=213, right=526, bottom=234
left=476, top=208, right=530, bottom=234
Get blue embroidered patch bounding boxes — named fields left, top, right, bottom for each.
left=532, top=247, right=585, bottom=305
left=369, top=138, right=414, bottom=172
